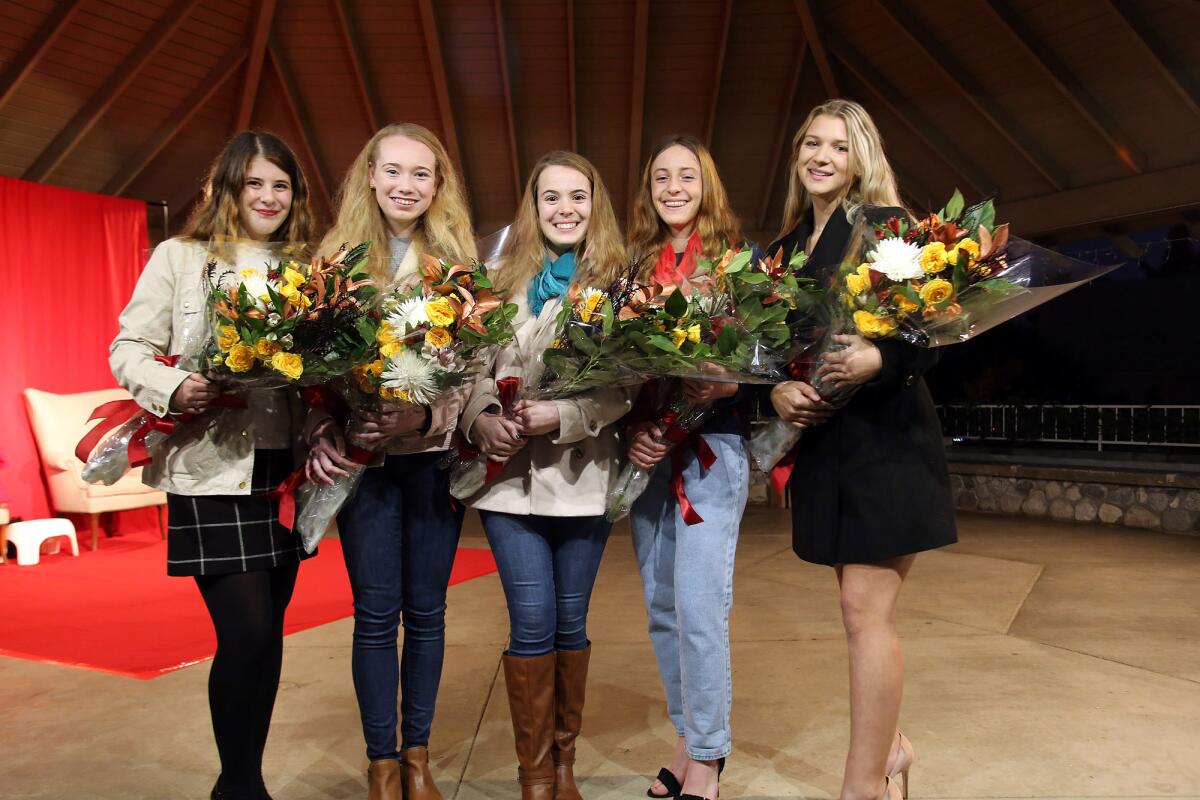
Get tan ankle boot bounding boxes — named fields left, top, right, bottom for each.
left=367, top=758, right=401, bottom=800
left=400, top=746, right=443, bottom=800
left=503, top=652, right=557, bottom=800
left=552, top=646, right=590, bottom=800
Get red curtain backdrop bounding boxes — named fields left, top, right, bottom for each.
left=0, top=176, right=149, bottom=520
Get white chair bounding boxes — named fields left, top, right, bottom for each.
left=3, top=518, right=79, bottom=566
left=23, top=387, right=167, bottom=551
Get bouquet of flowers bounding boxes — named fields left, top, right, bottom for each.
left=293, top=254, right=517, bottom=551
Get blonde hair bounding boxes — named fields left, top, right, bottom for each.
left=183, top=130, right=316, bottom=245
left=777, top=99, right=904, bottom=239
left=321, top=123, right=477, bottom=281
left=492, top=151, right=626, bottom=296
left=627, top=135, right=742, bottom=277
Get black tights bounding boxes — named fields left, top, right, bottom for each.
left=195, top=562, right=299, bottom=799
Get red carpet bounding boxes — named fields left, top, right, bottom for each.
left=0, top=528, right=497, bottom=679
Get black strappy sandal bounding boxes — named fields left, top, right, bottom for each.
left=646, top=767, right=683, bottom=799
left=677, top=757, right=725, bottom=800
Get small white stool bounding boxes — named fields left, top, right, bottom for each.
left=5, top=518, right=79, bottom=566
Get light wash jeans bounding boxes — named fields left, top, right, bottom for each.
left=630, top=432, right=749, bottom=760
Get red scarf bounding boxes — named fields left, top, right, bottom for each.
left=651, top=231, right=703, bottom=289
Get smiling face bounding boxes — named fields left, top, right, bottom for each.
left=536, top=164, right=592, bottom=251
left=797, top=114, right=852, bottom=202
left=369, top=134, right=438, bottom=236
left=237, top=155, right=293, bottom=241
left=650, top=144, right=702, bottom=232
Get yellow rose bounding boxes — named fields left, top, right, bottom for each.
left=687, top=324, right=701, bottom=344
left=282, top=266, right=306, bottom=287
left=846, top=272, right=867, bottom=295
left=425, top=297, right=457, bottom=328
left=270, top=351, right=304, bottom=380
left=919, top=242, right=948, bottom=274
left=376, top=323, right=397, bottom=345
left=279, top=283, right=300, bottom=304
left=216, top=325, right=239, bottom=352
left=919, top=278, right=954, bottom=306
left=425, top=326, right=453, bottom=349
left=254, top=338, right=282, bottom=360
left=853, top=310, right=898, bottom=338
left=226, top=343, right=255, bottom=373
left=671, top=327, right=688, bottom=348
left=952, top=238, right=980, bottom=263
left=894, top=293, right=919, bottom=318
left=857, top=263, right=872, bottom=278
left=380, top=341, right=403, bottom=358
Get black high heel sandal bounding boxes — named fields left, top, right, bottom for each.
left=646, top=767, right=683, bottom=799
left=673, top=757, right=725, bottom=800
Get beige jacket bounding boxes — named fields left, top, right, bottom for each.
left=301, top=242, right=467, bottom=454
left=109, top=238, right=301, bottom=496
left=459, top=287, right=635, bottom=517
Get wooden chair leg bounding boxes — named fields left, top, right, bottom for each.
left=0, top=524, right=8, bottom=565
left=157, top=505, right=167, bottom=539
left=89, top=513, right=100, bottom=551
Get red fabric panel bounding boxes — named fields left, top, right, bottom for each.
left=0, top=176, right=149, bottom=520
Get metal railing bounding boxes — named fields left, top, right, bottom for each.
left=937, top=404, right=1200, bottom=450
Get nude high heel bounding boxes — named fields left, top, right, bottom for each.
left=886, top=732, right=913, bottom=799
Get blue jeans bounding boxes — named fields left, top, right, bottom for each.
left=479, top=511, right=611, bottom=657
left=337, top=452, right=465, bottom=760
left=630, top=433, right=748, bottom=760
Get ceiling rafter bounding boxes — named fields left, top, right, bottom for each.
left=416, top=0, right=464, bottom=175
left=332, top=0, right=380, bottom=131
left=980, top=0, right=1146, bottom=175
left=22, top=0, right=203, bottom=183
left=757, top=41, right=807, bottom=230
left=793, top=0, right=837, bottom=97
left=268, top=38, right=333, bottom=214
left=873, top=0, right=1067, bottom=191
left=828, top=33, right=992, bottom=198
left=103, top=47, right=249, bottom=197
left=627, top=0, right=650, bottom=217
left=1104, top=0, right=1200, bottom=122
left=234, top=0, right=277, bottom=132
left=492, top=0, right=522, bottom=197
left=704, top=0, right=733, bottom=149
left=0, top=0, right=85, bottom=113
left=567, top=0, right=577, bottom=151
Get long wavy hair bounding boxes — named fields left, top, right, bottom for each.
left=777, top=99, right=904, bottom=239
left=321, top=123, right=477, bottom=281
left=492, top=151, right=626, bottom=297
left=182, top=130, right=316, bottom=245
left=627, top=135, right=742, bottom=276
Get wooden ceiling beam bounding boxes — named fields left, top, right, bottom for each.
left=704, top=0, right=733, bottom=149
left=103, top=47, right=249, bottom=197
left=793, top=0, right=837, bottom=97
left=22, top=0, right=203, bottom=182
left=567, top=0, right=577, bottom=152
left=627, top=0, right=650, bottom=217
left=980, top=0, right=1147, bottom=175
left=1105, top=0, right=1200, bottom=122
left=757, top=41, right=807, bottom=230
left=492, top=0, right=522, bottom=197
left=234, top=0, right=277, bottom=132
left=0, top=0, right=85, bottom=113
left=332, top=0, right=380, bottom=131
left=873, top=0, right=1067, bottom=191
left=268, top=39, right=333, bottom=214
left=416, top=0, right=464, bottom=174
left=827, top=34, right=992, bottom=198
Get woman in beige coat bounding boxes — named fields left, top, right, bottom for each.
left=110, top=131, right=316, bottom=800
left=459, top=151, right=631, bottom=800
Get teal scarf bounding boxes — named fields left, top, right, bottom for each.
left=527, top=251, right=575, bottom=317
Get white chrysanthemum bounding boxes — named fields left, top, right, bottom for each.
left=697, top=292, right=729, bottom=316
left=381, top=349, right=441, bottom=404
left=230, top=266, right=275, bottom=307
left=386, top=297, right=430, bottom=332
left=868, top=238, right=924, bottom=281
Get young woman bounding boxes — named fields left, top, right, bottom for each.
left=458, top=151, right=631, bottom=800
left=624, top=135, right=747, bottom=800
left=110, top=131, right=317, bottom=800
left=768, top=99, right=958, bottom=800
left=304, top=122, right=477, bottom=800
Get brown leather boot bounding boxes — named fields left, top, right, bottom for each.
left=552, top=646, right=591, bottom=800
left=400, top=746, right=444, bottom=800
left=503, top=651, right=557, bottom=800
left=367, top=758, right=401, bottom=800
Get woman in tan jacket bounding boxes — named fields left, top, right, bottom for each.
left=110, top=131, right=316, bottom=800
left=459, top=151, right=631, bottom=800
left=303, top=123, right=477, bottom=800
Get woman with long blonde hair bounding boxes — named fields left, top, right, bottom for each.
left=623, top=135, right=747, bottom=800
left=304, top=123, right=476, bottom=800
left=768, top=99, right=957, bottom=800
left=459, top=151, right=632, bottom=800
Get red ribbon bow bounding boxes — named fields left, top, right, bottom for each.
left=655, top=406, right=718, bottom=526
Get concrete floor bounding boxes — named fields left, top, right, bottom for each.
left=2, top=508, right=1199, bottom=800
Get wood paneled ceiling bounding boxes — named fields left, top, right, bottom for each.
left=2, top=0, right=1198, bottom=245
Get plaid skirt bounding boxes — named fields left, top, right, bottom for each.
left=166, top=449, right=313, bottom=576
